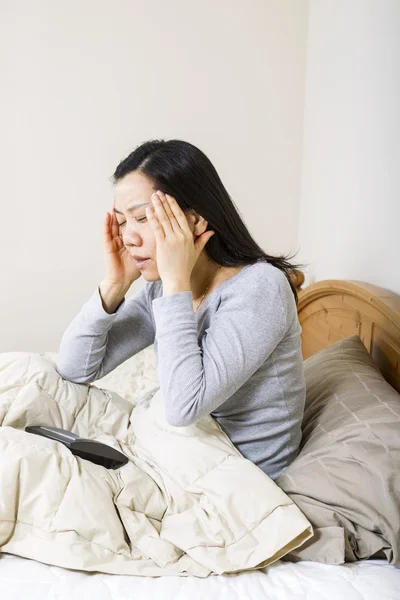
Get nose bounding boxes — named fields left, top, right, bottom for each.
left=121, top=224, right=142, bottom=248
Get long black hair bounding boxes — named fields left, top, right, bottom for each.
left=111, top=139, right=307, bottom=305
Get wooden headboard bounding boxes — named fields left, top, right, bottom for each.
left=296, top=279, right=400, bottom=394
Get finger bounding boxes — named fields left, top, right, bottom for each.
left=156, top=191, right=182, bottom=234
left=146, top=203, right=165, bottom=241
left=103, top=213, right=112, bottom=243
left=152, top=192, right=174, bottom=236
left=165, top=194, right=191, bottom=233
left=110, top=211, right=120, bottom=238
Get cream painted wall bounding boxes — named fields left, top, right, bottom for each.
left=298, top=0, right=400, bottom=295
left=1, top=0, right=309, bottom=352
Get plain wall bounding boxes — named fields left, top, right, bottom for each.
left=1, top=0, right=309, bottom=352
left=298, top=0, right=400, bottom=295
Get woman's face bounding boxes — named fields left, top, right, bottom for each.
left=113, top=171, right=160, bottom=280
left=113, top=171, right=199, bottom=282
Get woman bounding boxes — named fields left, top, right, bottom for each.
left=56, top=139, right=307, bottom=481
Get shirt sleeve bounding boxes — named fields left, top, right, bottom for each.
left=151, top=271, right=290, bottom=427
left=56, top=283, right=156, bottom=383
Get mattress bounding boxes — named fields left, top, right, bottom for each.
left=1, top=349, right=399, bottom=597
left=0, top=553, right=399, bottom=599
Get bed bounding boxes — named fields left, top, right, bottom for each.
left=0, top=276, right=399, bottom=599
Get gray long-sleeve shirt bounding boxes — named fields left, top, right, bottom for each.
left=56, top=261, right=306, bottom=480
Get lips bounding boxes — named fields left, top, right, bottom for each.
left=133, top=257, right=150, bottom=268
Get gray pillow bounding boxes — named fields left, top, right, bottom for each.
left=276, top=335, right=400, bottom=566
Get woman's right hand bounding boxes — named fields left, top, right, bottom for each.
left=102, top=211, right=142, bottom=288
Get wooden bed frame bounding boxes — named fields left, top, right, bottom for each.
left=292, top=276, right=400, bottom=394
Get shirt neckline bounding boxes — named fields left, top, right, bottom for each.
left=194, top=262, right=261, bottom=316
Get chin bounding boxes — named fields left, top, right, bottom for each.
left=141, top=268, right=161, bottom=282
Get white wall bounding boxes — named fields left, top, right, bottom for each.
left=298, top=0, right=400, bottom=295
left=0, top=0, right=309, bottom=352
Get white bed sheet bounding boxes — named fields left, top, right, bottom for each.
left=0, top=553, right=399, bottom=600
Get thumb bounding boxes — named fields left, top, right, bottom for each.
left=194, top=231, right=215, bottom=253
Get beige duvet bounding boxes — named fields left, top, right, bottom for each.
left=0, top=352, right=312, bottom=577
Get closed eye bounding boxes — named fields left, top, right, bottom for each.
left=118, top=217, right=147, bottom=227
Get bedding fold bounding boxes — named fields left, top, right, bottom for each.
left=0, top=352, right=312, bottom=577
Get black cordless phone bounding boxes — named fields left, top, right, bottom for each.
left=25, top=426, right=129, bottom=470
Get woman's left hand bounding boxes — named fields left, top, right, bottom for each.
left=146, top=190, right=215, bottom=287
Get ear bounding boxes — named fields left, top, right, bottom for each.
left=186, top=209, right=208, bottom=237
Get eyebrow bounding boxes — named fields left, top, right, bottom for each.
left=113, top=202, right=150, bottom=215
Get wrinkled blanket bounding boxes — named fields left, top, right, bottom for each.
left=0, top=353, right=312, bottom=577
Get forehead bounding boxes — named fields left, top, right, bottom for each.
left=113, top=171, right=156, bottom=212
